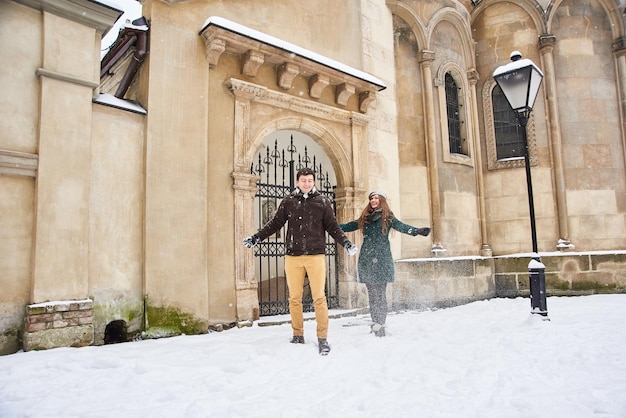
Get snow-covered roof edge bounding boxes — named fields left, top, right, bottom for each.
left=199, top=16, right=386, bottom=91
left=93, top=93, right=147, bottom=115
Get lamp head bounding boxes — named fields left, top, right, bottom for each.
left=492, top=52, right=544, bottom=120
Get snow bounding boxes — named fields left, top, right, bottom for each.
left=400, top=249, right=626, bottom=263
left=100, top=0, right=143, bottom=59
left=1, top=295, right=625, bottom=417
left=200, top=16, right=386, bottom=90
left=93, top=93, right=147, bottom=114
left=27, top=299, right=92, bottom=308
left=528, top=258, right=545, bottom=269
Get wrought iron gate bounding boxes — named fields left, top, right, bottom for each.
left=251, top=135, right=338, bottom=316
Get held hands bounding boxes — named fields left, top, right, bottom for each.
left=243, top=235, right=260, bottom=248
left=409, top=227, right=431, bottom=237
left=345, top=241, right=358, bottom=256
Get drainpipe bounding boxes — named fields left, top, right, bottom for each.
left=115, top=23, right=149, bottom=99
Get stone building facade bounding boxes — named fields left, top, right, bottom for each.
left=1, top=0, right=625, bottom=354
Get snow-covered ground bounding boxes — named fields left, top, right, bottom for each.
left=1, top=295, right=625, bottom=418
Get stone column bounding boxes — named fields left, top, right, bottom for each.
left=229, top=82, right=262, bottom=321
left=334, top=186, right=365, bottom=309
left=539, top=34, right=573, bottom=250
left=613, top=37, right=626, bottom=171
left=467, top=69, right=492, bottom=256
left=232, top=171, right=260, bottom=321
left=420, top=50, right=445, bottom=254
left=32, top=12, right=98, bottom=302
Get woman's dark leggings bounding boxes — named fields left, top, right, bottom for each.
left=365, top=282, right=388, bottom=325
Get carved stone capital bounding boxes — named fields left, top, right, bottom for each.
left=467, top=68, right=479, bottom=85
left=539, top=34, right=556, bottom=53
left=613, top=36, right=626, bottom=56
left=420, top=50, right=435, bottom=65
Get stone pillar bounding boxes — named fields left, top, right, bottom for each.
left=420, top=50, right=445, bottom=255
left=230, top=83, right=261, bottom=321
left=32, top=12, right=98, bottom=302
left=539, top=34, right=573, bottom=250
left=613, top=37, right=626, bottom=172
left=232, top=171, right=260, bottom=321
left=467, top=69, right=492, bottom=256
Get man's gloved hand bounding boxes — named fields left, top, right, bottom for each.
left=243, top=235, right=260, bottom=248
left=409, top=227, right=431, bottom=237
left=345, top=241, right=358, bottom=256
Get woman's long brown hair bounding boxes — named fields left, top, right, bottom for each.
left=357, top=194, right=392, bottom=234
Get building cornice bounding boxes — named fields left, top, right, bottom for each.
left=13, top=0, right=123, bottom=35
left=200, top=16, right=385, bottom=113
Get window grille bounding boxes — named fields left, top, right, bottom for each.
left=492, top=84, right=524, bottom=160
left=445, top=73, right=464, bottom=155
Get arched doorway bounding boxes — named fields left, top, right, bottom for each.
left=251, top=130, right=339, bottom=316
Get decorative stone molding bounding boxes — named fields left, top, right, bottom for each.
left=14, top=0, right=122, bottom=34
left=336, top=83, right=356, bottom=106
left=242, top=50, right=264, bottom=77
left=200, top=17, right=385, bottom=113
left=23, top=299, right=94, bottom=351
left=482, top=79, right=538, bottom=170
left=36, top=68, right=99, bottom=89
left=205, top=37, right=226, bottom=67
left=359, top=90, right=376, bottom=113
left=309, top=74, right=329, bottom=98
left=277, top=62, right=299, bottom=90
left=227, top=74, right=370, bottom=318
left=0, top=149, right=38, bottom=177
left=226, top=78, right=361, bottom=126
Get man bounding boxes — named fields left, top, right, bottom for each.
left=243, top=167, right=358, bottom=355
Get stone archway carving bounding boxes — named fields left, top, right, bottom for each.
left=228, top=78, right=369, bottom=319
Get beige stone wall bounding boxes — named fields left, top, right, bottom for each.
left=472, top=0, right=626, bottom=254
left=0, top=176, right=35, bottom=354
left=89, top=105, right=145, bottom=344
left=552, top=0, right=626, bottom=251
left=138, top=0, right=391, bottom=327
left=139, top=0, right=212, bottom=333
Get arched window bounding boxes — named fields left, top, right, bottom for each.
left=492, top=84, right=524, bottom=160
left=445, top=73, right=465, bottom=155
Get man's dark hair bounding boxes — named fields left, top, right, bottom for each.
left=296, top=167, right=316, bottom=180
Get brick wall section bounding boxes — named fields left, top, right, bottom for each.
left=23, top=299, right=94, bottom=351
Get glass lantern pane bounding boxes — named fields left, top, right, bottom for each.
left=527, top=67, right=543, bottom=109
left=495, top=66, right=532, bottom=111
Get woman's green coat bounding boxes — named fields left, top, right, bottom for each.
left=340, top=211, right=418, bottom=284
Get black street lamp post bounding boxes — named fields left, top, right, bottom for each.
left=493, top=51, right=549, bottom=318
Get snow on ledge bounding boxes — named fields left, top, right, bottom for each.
left=199, top=16, right=386, bottom=91
left=94, top=93, right=147, bottom=115
left=28, top=299, right=92, bottom=308
left=398, top=249, right=626, bottom=263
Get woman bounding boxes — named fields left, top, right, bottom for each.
left=340, top=191, right=430, bottom=337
